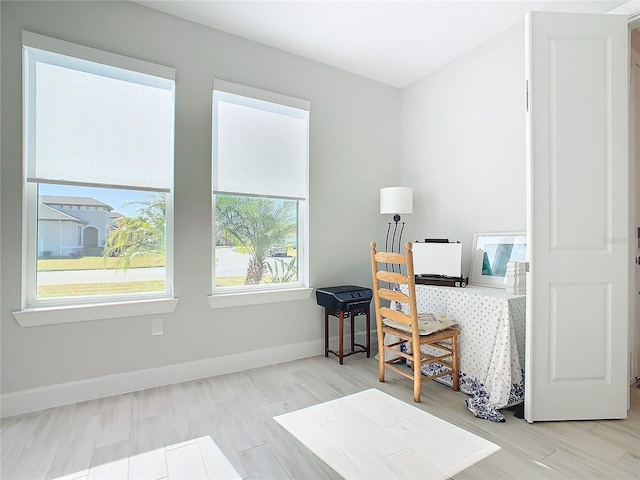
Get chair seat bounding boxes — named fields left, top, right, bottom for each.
left=382, top=324, right=460, bottom=345
left=382, top=312, right=457, bottom=336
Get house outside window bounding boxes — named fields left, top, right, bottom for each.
left=22, top=31, right=175, bottom=308
left=211, top=80, right=310, bottom=297
left=75, top=224, right=82, bottom=247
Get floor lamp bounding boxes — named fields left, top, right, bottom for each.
left=380, top=186, right=413, bottom=258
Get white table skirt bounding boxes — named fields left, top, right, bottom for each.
left=388, top=284, right=525, bottom=422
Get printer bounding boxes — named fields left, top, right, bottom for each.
left=315, top=285, right=373, bottom=311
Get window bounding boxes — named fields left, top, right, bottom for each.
left=22, top=32, right=175, bottom=309
left=211, top=80, right=310, bottom=297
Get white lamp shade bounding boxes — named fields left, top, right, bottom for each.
left=380, top=187, right=413, bottom=215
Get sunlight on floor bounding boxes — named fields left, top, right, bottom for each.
left=53, top=435, right=241, bottom=480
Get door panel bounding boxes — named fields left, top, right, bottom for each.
left=549, top=37, right=609, bottom=251
left=550, top=283, right=608, bottom=380
left=525, top=11, right=629, bottom=421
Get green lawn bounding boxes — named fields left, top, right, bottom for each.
left=37, top=281, right=167, bottom=297
left=38, top=255, right=165, bottom=272
left=37, top=253, right=294, bottom=297
left=37, top=276, right=252, bottom=297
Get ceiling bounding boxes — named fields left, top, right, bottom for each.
left=135, top=0, right=629, bottom=88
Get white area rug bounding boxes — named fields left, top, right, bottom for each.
left=274, top=388, right=500, bottom=480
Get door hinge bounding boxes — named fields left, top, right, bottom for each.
left=525, top=262, right=530, bottom=272
left=525, top=80, right=529, bottom=112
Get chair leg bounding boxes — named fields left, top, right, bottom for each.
left=452, top=335, right=460, bottom=391
left=413, top=347, right=421, bottom=403
left=377, top=330, right=385, bottom=383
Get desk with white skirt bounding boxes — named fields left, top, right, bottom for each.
left=388, top=284, right=526, bottom=422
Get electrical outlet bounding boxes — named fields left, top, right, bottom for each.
left=151, top=318, right=163, bottom=336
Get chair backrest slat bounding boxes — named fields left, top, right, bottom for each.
left=379, top=306, right=411, bottom=325
left=376, top=271, right=407, bottom=285
left=374, top=251, right=407, bottom=264
left=378, top=288, right=409, bottom=303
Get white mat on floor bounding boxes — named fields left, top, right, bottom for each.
left=274, top=388, right=500, bottom=480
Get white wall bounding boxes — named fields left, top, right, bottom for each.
left=400, top=22, right=527, bottom=275
left=0, top=1, right=400, bottom=405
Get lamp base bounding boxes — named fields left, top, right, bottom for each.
left=385, top=221, right=406, bottom=251
left=384, top=220, right=406, bottom=274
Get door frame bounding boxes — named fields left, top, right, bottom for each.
left=630, top=15, right=640, bottom=385
left=607, top=0, right=640, bottom=392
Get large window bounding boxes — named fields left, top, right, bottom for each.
left=211, top=80, right=310, bottom=294
left=22, top=32, right=175, bottom=308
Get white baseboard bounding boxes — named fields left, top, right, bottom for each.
left=1, top=339, right=324, bottom=418
left=1, top=331, right=377, bottom=418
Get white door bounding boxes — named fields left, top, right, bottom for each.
left=525, top=11, right=629, bottom=421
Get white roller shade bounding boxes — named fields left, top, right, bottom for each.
left=212, top=82, right=309, bottom=200
left=23, top=34, right=175, bottom=192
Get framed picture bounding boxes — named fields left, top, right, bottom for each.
left=469, top=232, right=526, bottom=288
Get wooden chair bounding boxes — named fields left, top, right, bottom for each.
left=370, top=241, right=460, bottom=402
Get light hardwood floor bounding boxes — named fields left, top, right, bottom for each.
left=1, top=350, right=639, bottom=479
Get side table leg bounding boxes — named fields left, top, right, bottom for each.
left=365, top=307, right=371, bottom=358
left=324, top=309, right=329, bottom=357
left=350, top=312, right=355, bottom=352
left=339, top=310, right=345, bottom=365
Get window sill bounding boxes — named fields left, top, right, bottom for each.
left=207, top=287, right=313, bottom=309
left=13, top=297, right=179, bottom=327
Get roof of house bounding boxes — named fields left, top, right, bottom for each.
left=40, top=195, right=113, bottom=211
left=38, top=203, right=87, bottom=223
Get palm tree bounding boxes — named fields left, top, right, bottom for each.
left=103, top=193, right=166, bottom=269
left=215, top=195, right=296, bottom=284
